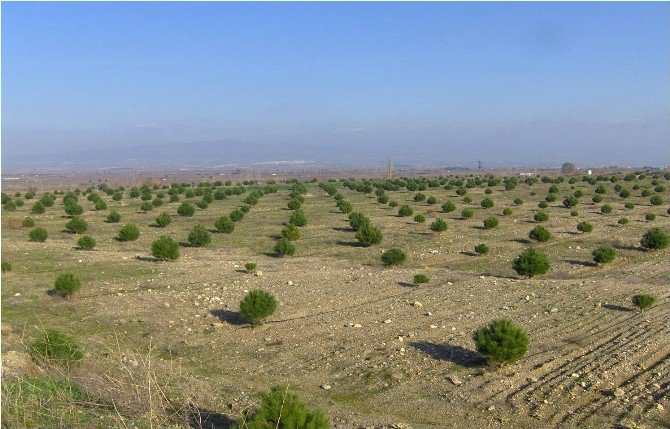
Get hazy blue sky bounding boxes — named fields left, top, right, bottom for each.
left=2, top=2, right=669, bottom=168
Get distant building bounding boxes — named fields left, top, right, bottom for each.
left=518, top=172, right=534, bottom=177
left=586, top=170, right=592, bottom=175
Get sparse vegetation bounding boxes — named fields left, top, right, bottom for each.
left=30, top=330, right=84, bottom=367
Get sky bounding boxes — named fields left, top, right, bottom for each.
left=2, top=2, right=669, bottom=169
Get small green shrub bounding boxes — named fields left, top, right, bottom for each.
left=502, top=208, right=513, bottom=216
left=118, top=224, right=140, bottom=241
left=563, top=196, right=578, bottom=208
left=538, top=201, right=548, bottom=209
left=77, top=235, right=95, bottom=250
left=513, top=198, right=523, bottom=205
left=640, top=228, right=669, bottom=250
left=151, top=236, right=180, bottom=261
left=461, top=208, right=474, bottom=219
left=618, top=218, right=629, bottom=225
left=355, top=223, right=383, bottom=246
left=398, top=205, right=414, bottom=217
left=106, top=211, right=121, bottom=223
left=22, top=217, right=35, bottom=228
left=140, top=202, right=153, bottom=212
left=600, top=204, right=613, bottom=214
left=381, top=248, right=406, bottom=266
left=625, top=202, right=634, bottom=209
left=534, top=212, right=548, bottom=222
left=413, top=274, right=430, bottom=284
left=348, top=212, right=370, bottom=230
left=414, top=214, right=426, bottom=223
left=645, top=213, right=656, bottom=221
left=474, top=243, right=489, bottom=255
left=650, top=195, right=664, bottom=206
left=177, top=202, right=196, bottom=217
left=274, top=238, right=295, bottom=256
left=430, top=218, right=448, bottom=232
left=29, top=227, right=48, bottom=242
left=529, top=226, right=551, bottom=242
left=442, top=202, right=456, bottom=213
left=577, top=221, right=593, bottom=233
left=245, top=262, right=257, bottom=273
left=94, top=199, right=107, bottom=211
left=289, top=210, right=308, bottom=227
left=480, top=198, right=494, bottom=209
left=287, top=199, right=302, bottom=210
left=281, top=223, right=301, bottom=241
left=483, top=216, right=499, bottom=229
left=237, top=385, right=329, bottom=429
left=2, top=262, right=13, bottom=273
left=53, top=273, right=82, bottom=298
left=212, top=216, right=234, bottom=234
left=570, top=210, right=579, bottom=217
left=632, top=294, right=656, bottom=310
left=473, top=319, right=529, bottom=366
left=30, top=330, right=84, bottom=367
left=155, top=212, right=172, bottom=227
left=65, top=217, right=87, bottom=234
left=188, top=224, right=212, bottom=247
left=389, top=200, right=398, bottom=208
left=239, top=290, right=277, bottom=326
left=31, top=201, right=45, bottom=214
left=592, top=246, right=616, bottom=264
left=513, top=248, right=550, bottom=277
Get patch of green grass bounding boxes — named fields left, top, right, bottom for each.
left=1, top=375, right=118, bottom=428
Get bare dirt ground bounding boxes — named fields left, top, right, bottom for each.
left=2, top=173, right=669, bottom=428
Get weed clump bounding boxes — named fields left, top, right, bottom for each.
left=30, top=330, right=84, bottom=367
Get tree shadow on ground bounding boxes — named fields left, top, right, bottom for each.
left=397, top=281, right=416, bottom=288
left=603, top=304, right=633, bottom=312
left=332, top=227, right=354, bottom=232
left=510, top=238, right=531, bottom=244
left=613, top=244, right=642, bottom=252
left=410, top=342, right=484, bottom=367
left=408, top=231, right=432, bottom=236
left=460, top=251, right=478, bottom=257
left=188, top=406, right=236, bottom=429
left=209, top=310, right=247, bottom=326
left=563, top=259, right=596, bottom=267
left=336, top=240, right=366, bottom=247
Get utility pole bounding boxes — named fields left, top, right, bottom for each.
left=477, top=160, right=483, bottom=172
left=387, top=156, right=393, bottom=180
